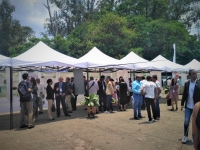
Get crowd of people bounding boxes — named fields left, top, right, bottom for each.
left=18, top=70, right=199, bottom=150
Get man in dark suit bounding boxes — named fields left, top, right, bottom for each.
left=98, top=75, right=106, bottom=111
left=71, top=77, right=78, bottom=111
left=181, top=69, right=200, bottom=144
left=54, top=77, right=71, bottom=117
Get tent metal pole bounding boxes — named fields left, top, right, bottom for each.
left=10, top=67, right=13, bottom=130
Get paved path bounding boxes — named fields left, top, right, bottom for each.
left=0, top=96, right=194, bottom=150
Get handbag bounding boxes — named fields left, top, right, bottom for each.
left=51, top=102, right=55, bottom=112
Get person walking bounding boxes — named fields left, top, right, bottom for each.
left=132, top=75, right=144, bottom=120
left=170, top=74, right=179, bottom=111
left=65, top=77, right=72, bottom=113
left=181, top=69, right=200, bottom=144
left=141, top=75, right=157, bottom=123
left=105, top=76, right=114, bottom=114
left=71, top=77, right=78, bottom=111
left=54, top=77, right=71, bottom=117
left=31, top=78, right=38, bottom=122
left=119, top=78, right=128, bottom=111
left=98, top=75, right=106, bottom=111
left=152, top=75, right=162, bottom=119
left=36, top=78, right=45, bottom=114
left=18, top=73, right=34, bottom=129
left=46, top=79, right=55, bottom=120
left=192, top=102, right=200, bottom=150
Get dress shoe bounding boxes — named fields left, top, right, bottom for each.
left=68, top=111, right=73, bottom=113
left=39, top=112, right=43, bottom=114
left=28, top=125, right=35, bottom=129
left=20, top=124, right=28, bottom=128
left=134, top=117, right=139, bottom=120
left=65, top=114, right=71, bottom=117
left=57, top=115, right=60, bottom=117
left=138, top=116, right=145, bottom=118
left=49, top=118, right=55, bottom=121
left=84, top=108, right=87, bottom=110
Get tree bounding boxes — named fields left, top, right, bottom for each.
left=65, top=12, right=137, bottom=59
left=0, top=0, right=35, bottom=56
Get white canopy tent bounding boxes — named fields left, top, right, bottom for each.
left=134, top=55, right=189, bottom=72
left=0, top=54, right=12, bottom=67
left=78, top=47, right=122, bottom=68
left=184, top=59, right=200, bottom=71
left=118, top=52, right=149, bottom=69
left=12, top=41, right=87, bottom=69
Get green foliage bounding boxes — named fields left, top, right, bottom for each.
left=80, top=94, right=100, bottom=108
left=0, top=0, right=35, bottom=56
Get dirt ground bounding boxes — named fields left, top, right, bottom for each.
left=0, top=97, right=194, bottom=150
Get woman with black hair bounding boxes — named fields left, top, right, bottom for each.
left=46, top=79, right=55, bottom=120
left=119, top=78, right=128, bottom=111
left=30, top=78, right=38, bottom=122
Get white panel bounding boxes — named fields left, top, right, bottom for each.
left=73, top=69, right=85, bottom=95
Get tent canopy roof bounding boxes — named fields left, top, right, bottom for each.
left=12, top=41, right=86, bottom=68
left=118, top=52, right=149, bottom=69
left=184, top=59, right=200, bottom=71
left=0, top=54, right=12, bottom=67
left=78, top=47, right=121, bottom=68
left=134, top=55, right=188, bottom=72
left=120, top=52, right=148, bottom=64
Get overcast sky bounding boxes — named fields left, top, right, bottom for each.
left=8, top=0, right=57, bottom=37
left=1, top=0, right=198, bottom=38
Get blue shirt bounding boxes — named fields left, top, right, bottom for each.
left=177, top=79, right=182, bottom=86
left=132, top=80, right=142, bottom=94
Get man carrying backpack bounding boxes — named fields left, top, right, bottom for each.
left=18, top=73, right=34, bottom=129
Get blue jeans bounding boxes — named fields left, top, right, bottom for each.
left=155, top=96, right=161, bottom=117
left=106, top=95, right=112, bottom=111
left=133, top=93, right=142, bottom=117
left=184, top=107, right=193, bottom=136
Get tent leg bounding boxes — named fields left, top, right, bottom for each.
left=10, top=67, right=13, bottom=130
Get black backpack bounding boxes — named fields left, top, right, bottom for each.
left=18, top=81, right=31, bottom=102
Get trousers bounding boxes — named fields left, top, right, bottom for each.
left=56, top=95, right=69, bottom=116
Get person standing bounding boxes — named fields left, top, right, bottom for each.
left=98, top=75, right=106, bottom=111
left=152, top=75, right=162, bottom=119
left=181, top=69, right=200, bottom=144
left=71, top=77, right=78, bottom=111
left=65, top=77, right=72, bottom=113
left=140, top=76, right=147, bottom=110
left=31, top=78, right=38, bottom=123
left=54, top=77, right=71, bottom=117
left=88, top=77, right=99, bottom=95
left=119, top=78, right=128, bottom=111
left=141, top=75, right=157, bottom=123
left=170, top=74, right=179, bottom=111
left=18, top=73, right=34, bottom=129
left=132, top=75, right=144, bottom=120
left=177, top=76, right=182, bottom=94
left=46, top=79, right=55, bottom=120
left=105, top=76, right=114, bottom=114
left=36, top=78, right=45, bottom=114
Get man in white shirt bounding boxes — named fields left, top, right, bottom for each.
left=152, top=75, right=162, bottom=119
left=36, top=78, right=45, bottom=114
left=141, top=75, right=158, bottom=123
left=88, top=77, right=99, bottom=94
